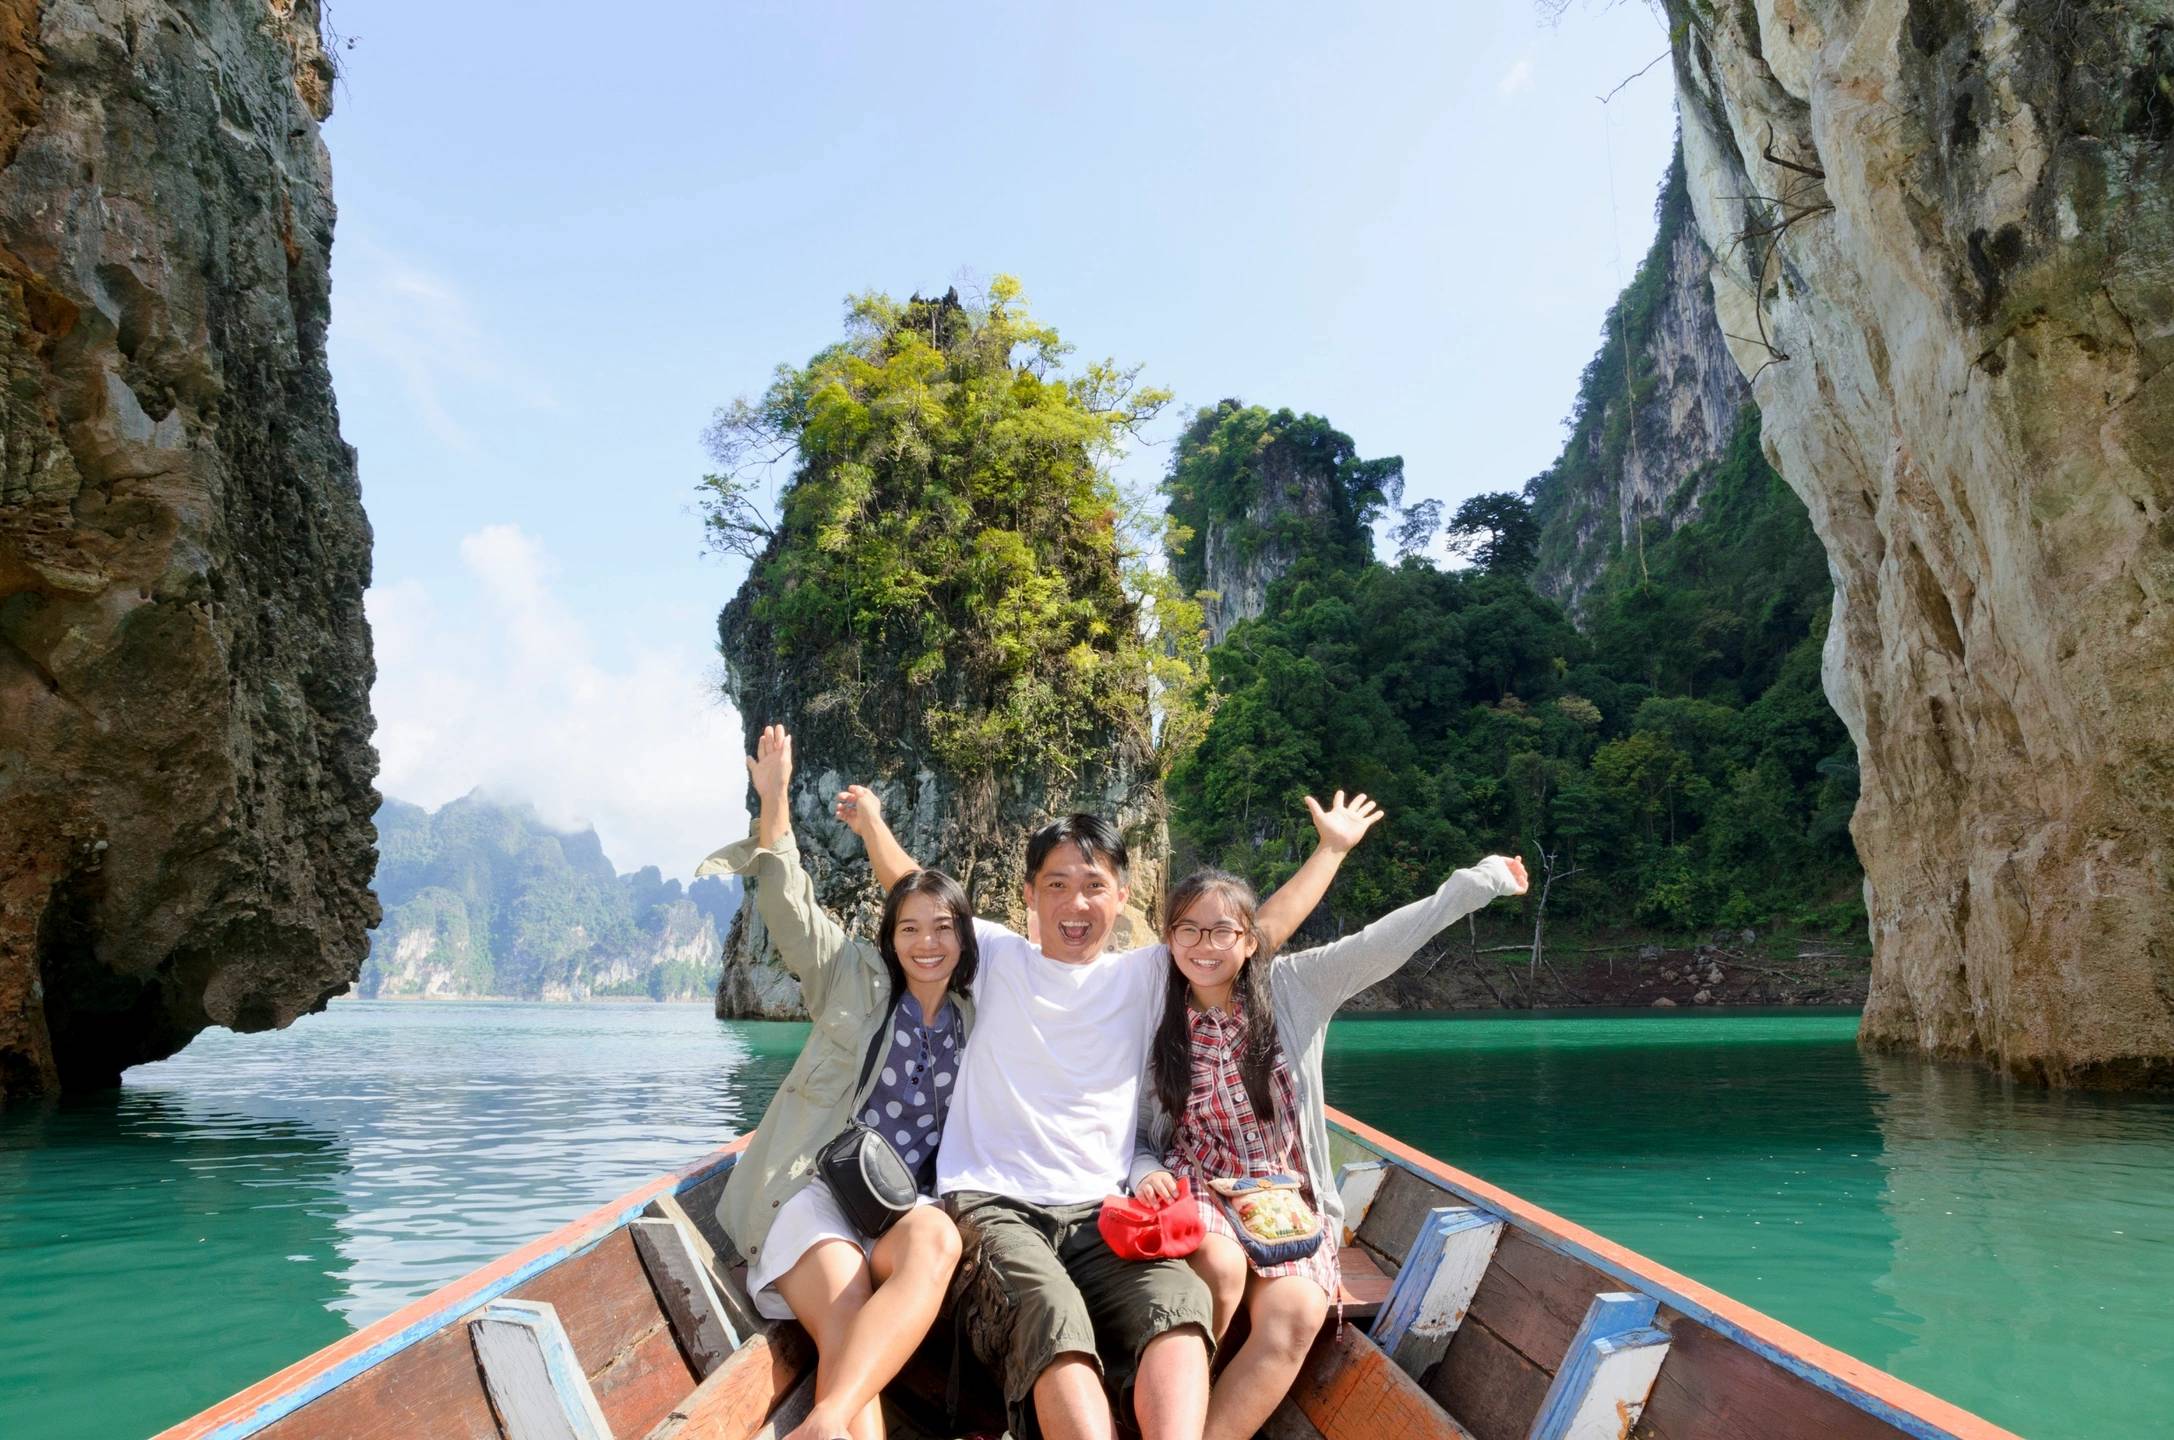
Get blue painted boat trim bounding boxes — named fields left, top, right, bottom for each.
left=1334, top=1124, right=1972, bottom=1440
left=199, top=1149, right=743, bottom=1440
left=1370, top=1206, right=1498, bottom=1352
left=1528, top=1293, right=1665, bottom=1440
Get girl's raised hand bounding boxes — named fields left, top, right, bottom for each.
left=1499, top=855, right=1531, bottom=894
left=746, top=724, right=793, bottom=807
left=1304, top=789, right=1385, bottom=855
left=833, top=783, right=882, bottom=838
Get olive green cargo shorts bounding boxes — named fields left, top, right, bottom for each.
left=946, top=1190, right=1213, bottom=1438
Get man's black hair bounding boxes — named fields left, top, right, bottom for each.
left=1025, top=813, right=1129, bottom=884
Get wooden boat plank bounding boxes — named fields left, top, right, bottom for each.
left=673, top=1169, right=736, bottom=1257
left=1326, top=1109, right=2026, bottom=1440
left=644, top=1325, right=812, bottom=1440
left=644, top=1192, right=766, bottom=1345
left=1287, top=1320, right=1477, bottom=1440
left=1337, top=1245, right=1395, bottom=1322
left=249, top=1324, right=502, bottom=1440
left=631, top=1217, right=741, bottom=1375
left=156, top=1139, right=752, bottom=1440
left=1426, top=1314, right=1553, bottom=1440
left=1356, top=1163, right=1456, bottom=1266
left=1527, top=1294, right=1668, bottom=1440
left=1460, top=1226, right=1619, bottom=1373
left=1634, top=1308, right=1908, bottom=1440
left=1372, top=1208, right=1503, bottom=1375
left=470, top=1300, right=615, bottom=1440
left=506, top=1227, right=698, bottom=1439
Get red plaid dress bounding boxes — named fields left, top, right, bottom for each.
left=1165, top=999, right=1340, bottom=1298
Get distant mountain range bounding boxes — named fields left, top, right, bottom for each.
left=358, top=792, right=741, bottom=1001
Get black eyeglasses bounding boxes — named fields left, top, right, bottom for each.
left=1171, top=923, right=1246, bottom=950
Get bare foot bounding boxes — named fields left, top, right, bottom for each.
left=780, top=1403, right=853, bottom=1440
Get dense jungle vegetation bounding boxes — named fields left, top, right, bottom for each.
left=701, top=278, right=1207, bottom=782
left=1168, top=404, right=1861, bottom=939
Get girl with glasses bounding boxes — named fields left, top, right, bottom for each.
left=1131, top=796, right=1528, bottom=1440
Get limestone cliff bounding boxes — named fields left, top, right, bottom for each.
left=364, top=796, right=738, bottom=1001
left=1529, top=147, right=1759, bottom=616
left=709, top=286, right=1169, bottom=1019
left=0, top=0, right=375, bottom=1100
left=1667, top=0, right=2174, bottom=1084
left=1163, top=400, right=1399, bottom=644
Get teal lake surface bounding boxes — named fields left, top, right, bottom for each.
left=3, top=1002, right=2169, bottom=1439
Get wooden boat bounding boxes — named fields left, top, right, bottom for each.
left=155, top=1106, right=2024, bottom=1440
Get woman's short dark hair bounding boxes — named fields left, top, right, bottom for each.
left=1025, top=813, right=1129, bottom=884
left=877, top=868, right=979, bottom=1003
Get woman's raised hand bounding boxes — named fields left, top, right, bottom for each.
left=833, top=783, right=882, bottom=838
left=1304, top=789, right=1385, bottom=855
left=746, top=724, right=793, bottom=808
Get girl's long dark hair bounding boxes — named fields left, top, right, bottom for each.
left=877, top=867, right=979, bottom=1006
left=1151, top=870, right=1285, bottom=1127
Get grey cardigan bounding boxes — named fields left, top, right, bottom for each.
left=1129, top=857, right=1521, bottom=1233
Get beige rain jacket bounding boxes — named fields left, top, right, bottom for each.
left=693, top=831, right=974, bottom=1265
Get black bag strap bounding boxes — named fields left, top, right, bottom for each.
left=852, top=998, right=898, bottom=1100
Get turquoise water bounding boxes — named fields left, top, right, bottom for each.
left=2, top=1004, right=2169, bottom=1438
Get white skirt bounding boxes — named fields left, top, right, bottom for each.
left=745, top=1177, right=937, bottom=1320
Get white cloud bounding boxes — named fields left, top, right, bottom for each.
left=331, top=240, right=555, bottom=452
left=367, top=525, right=746, bottom=879
left=1497, top=58, right=1535, bottom=97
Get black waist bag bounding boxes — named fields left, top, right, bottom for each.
left=815, top=1016, right=921, bottom=1239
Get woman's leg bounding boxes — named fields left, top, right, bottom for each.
left=1202, top=1273, right=1330, bottom=1440
left=773, top=1240, right=885, bottom=1440
left=1184, top=1233, right=1249, bottom=1343
left=783, top=1206, right=962, bottom=1440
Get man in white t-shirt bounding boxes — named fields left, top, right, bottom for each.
left=840, top=792, right=1374, bottom=1440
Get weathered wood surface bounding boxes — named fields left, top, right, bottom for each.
left=1372, top=1207, right=1504, bottom=1375
left=1427, top=1314, right=1554, bottom=1440
left=632, top=1217, right=741, bottom=1375
left=250, top=1322, right=504, bottom=1440
left=643, top=1325, right=813, bottom=1440
left=1284, top=1318, right=1477, bottom=1440
left=1461, top=1228, right=1618, bottom=1375
left=1632, top=1310, right=1905, bottom=1440
left=1335, top=1160, right=1390, bottom=1246
left=645, top=1192, right=765, bottom=1346
left=470, top=1300, right=616, bottom=1440
left=1327, top=1109, right=2023, bottom=1440
left=1528, top=1293, right=1669, bottom=1440
left=1357, top=1163, right=1453, bottom=1266
left=1337, top=1245, right=1395, bottom=1322
left=507, top=1226, right=699, bottom=1439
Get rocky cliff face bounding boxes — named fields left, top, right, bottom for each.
left=0, top=1, right=375, bottom=1100
left=1530, top=148, right=1756, bottom=617
left=364, top=796, right=736, bottom=1000
left=1668, top=0, right=2174, bottom=1085
left=1164, top=400, right=1392, bottom=644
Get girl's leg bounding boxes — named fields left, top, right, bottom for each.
left=772, top=1240, right=885, bottom=1440
left=1202, top=1273, right=1330, bottom=1440
left=1184, top=1233, right=1249, bottom=1343
left=784, top=1206, right=962, bottom=1440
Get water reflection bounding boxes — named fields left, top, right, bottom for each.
left=1861, top=1049, right=2174, bottom=1438
left=1, top=1002, right=803, bottom=1440
left=0, top=1089, right=351, bottom=1438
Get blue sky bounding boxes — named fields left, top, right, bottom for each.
left=327, top=1, right=1679, bottom=878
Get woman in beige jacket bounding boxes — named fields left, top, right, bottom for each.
left=694, top=725, right=975, bottom=1440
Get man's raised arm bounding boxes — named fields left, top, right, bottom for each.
left=1252, top=790, right=1386, bottom=954
left=835, top=784, right=920, bottom=891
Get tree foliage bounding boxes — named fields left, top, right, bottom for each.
left=1169, top=404, right=1863, bottom=938
left=702, top=278, right=1208, bottom=780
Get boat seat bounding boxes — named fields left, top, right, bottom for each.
left=1337, top=1245, right=1394, bottom=1323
